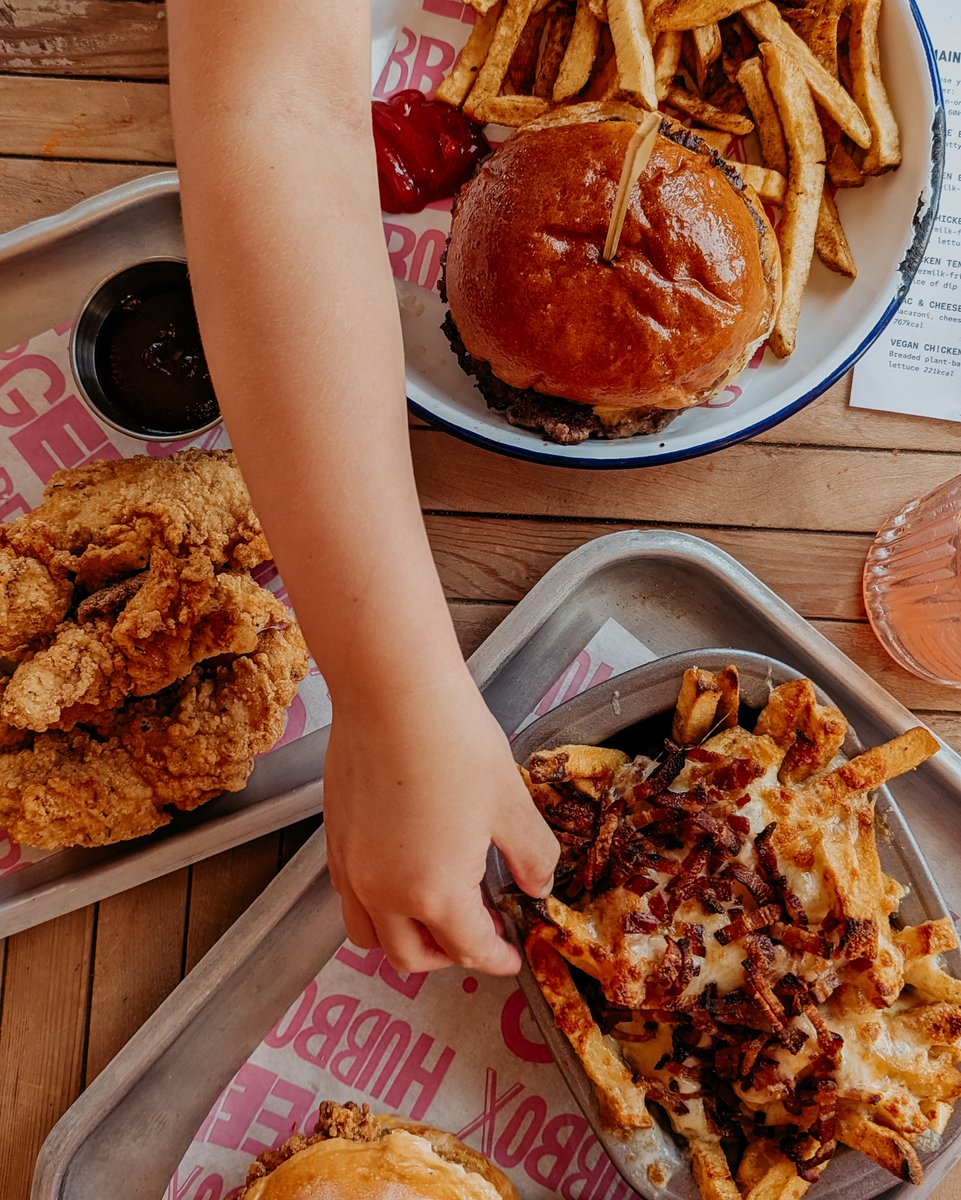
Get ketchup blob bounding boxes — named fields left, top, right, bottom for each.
left=372, top=89, right=490, bottom=214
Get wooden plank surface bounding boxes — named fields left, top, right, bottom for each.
left=412, top=430, right=959, bottom=534
left=0, top=21, right=960, bottom=1200
left=0, top=157, right=163, bottom=228
left=0, top=0, right=168, bottom=79
left=0, top=75, right=172, bottom=160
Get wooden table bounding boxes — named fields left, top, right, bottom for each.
left=0, top=3, right=960, bottom=1198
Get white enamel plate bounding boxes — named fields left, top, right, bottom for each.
left=400, top=0, right=944, bottom=468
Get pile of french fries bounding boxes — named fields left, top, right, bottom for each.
left=436, top=0, right=900, bottom=358
left=517, top=668, right=961, bottom=1198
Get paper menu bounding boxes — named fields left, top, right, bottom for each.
left=850, top=2, right=961, bottom=423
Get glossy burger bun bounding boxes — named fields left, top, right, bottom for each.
left=444, top=102, right=782, bottom=423
left=240, top=1104, right=520, bottom=1200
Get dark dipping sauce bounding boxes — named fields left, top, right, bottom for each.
left=79, top=261, right=220, bottom=439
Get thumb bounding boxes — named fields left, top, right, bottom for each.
left=495, top=792, right=559, bottom=899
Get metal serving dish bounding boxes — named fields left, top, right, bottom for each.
left=32, top=531, right=961, bottom=1200
left=491, top=648, right=961, bottom=1200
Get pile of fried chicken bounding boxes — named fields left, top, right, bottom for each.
left=0, top=449, right=309, bottom=849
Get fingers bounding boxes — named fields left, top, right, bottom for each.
left=374, top=914, right=456, bottom=973
left=496, top=798, right=559, bottom=900
left=426, top=898, right=523, bottom=976
left=339, top=876, right=381, bottom=950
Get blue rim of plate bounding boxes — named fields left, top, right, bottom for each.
left=408, top=0, right=945, bottom=471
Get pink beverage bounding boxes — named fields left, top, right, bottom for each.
left=863, top=475, right=961, bottom=688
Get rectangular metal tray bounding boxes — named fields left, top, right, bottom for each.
left=495, top=647, right=961, bottom=1200
left=32, top=530, right=961, bottom=1200
left=0, top=174, right=343, bottom=938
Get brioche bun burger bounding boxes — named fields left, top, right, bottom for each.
left=238, top=1101, right=520, bottom=1200
left=442, top=102, right=782, bottom=445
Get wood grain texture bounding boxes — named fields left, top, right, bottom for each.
left=0, top=74, right=172, bottom=159
left=84, top=869, right=188, bottom=1083
left=412, top=429, right=960, bottom=535
left=0, top=0, right=168, bottom=78
left=0, top=156, right=163, bottom=232
left=182, top=834, right=282, bottom=973
left=0, top=907, right=95, bottom=1196
left=428, top=515, right=871, bottom=618
left=752, top=374, right=961, bottom=453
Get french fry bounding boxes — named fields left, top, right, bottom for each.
left=828, top=139, right=867, bottom=188
left=849, top=0, right=901, bottom=173
left=895, top=918, right=959, bottom=959
left=672, top=667, right=725, bottom=745
left=606, top=0, right=659, bottom=109
left=527, top=743, right=630, bottom=784
left=736, top=55, right=787, bottom=173
left=690, top=22, right=722, bottom=92
left=467, top=93, right=551, bottom=125
left=665, top=83, right=754, bottom=134
left=810, top=727, right=941, bottom=816
left=693, top=127, right=734, bottom=154
left=759, top=40, right=825, bottom=358
left=754, top=678, right=847, bottom=782
left=816, top=188, right=857, bottom=278
left=805, top=0, right=848, bottom=76
left=527, top=926, right=653, bottom=1128
left=534, top=5, right=577, bottom=97
left=651, top=0, right=757, bottom=31
left=436, top=1, right=505, bottom=106
left=465, top=0, right=502, bottom=15
left=732, top=161, right=786, bottom=204
left=581, top=48, right=621, bottom=99
left=504, top=6, right=549, bottom=93
left=744, top=1167, right=809, bottom=1200
left=553, top=0, right=603, bottom=100
left=737, top=1140, right=810, bottom=1200
left=467, top=0, right=542, bottom=105
left=836, top=1108, right=923, bottom=1186
left=690, top=1139, right=741, bottom=1200
left=741, top=1, right=872, bottom=149
left=713, top=664, right=740, bottom=729
left=653, top=28, right=683, bottom=100
left=902, top=957, right=961, bottom=1005
left=586, top=0, right=607, bottom=19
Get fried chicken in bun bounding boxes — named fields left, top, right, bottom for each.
left=442, top=102, right=782, bottom=444
left=239, top=1101, right=520, bottom=1200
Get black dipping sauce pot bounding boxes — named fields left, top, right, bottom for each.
left=70, top=258, right=222, bottom=442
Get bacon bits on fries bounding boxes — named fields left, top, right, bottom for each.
left=514, top=666, right=957, bottom=1198
left=443, top=0, right=900, bottom=360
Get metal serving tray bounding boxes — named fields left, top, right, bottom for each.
left=33, top=530, right=961, bottom=1200
left=0, top=173, right=337, bottom=940
left=493, top=648, right=961, bottom=1200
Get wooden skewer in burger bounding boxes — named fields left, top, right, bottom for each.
left=441, top=102, right=783, bottom=445
left=602, top=110, right=661, bottom=264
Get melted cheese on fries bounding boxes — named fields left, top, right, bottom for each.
left=521, top=670, right=960, bottom=1198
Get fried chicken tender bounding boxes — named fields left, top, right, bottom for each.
left=1, top=550, right=288, bottom=732
left=0, top=626, right=310, bottom=849
left=0, top=448, right=270, bottom=596
left=0, top=547, right=72, bottom=661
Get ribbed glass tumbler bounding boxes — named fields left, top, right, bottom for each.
left=863, top=475, right=961, bottom=689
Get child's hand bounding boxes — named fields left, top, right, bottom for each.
left=323, top=665, right=558, bottom=975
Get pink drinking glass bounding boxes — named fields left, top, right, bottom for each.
left=863, top=475, right=961, bottom=688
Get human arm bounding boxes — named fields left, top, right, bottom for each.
left=165, top=0, right=557, bottom=973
